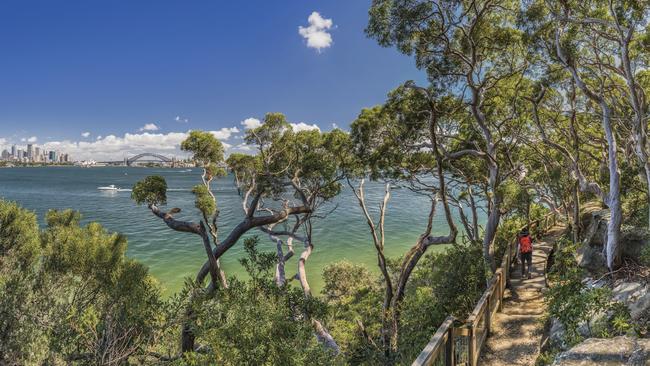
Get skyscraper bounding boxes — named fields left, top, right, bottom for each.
left=11, top=145, right=16, bottom=158
left=27, top=144, right=34, bottom=161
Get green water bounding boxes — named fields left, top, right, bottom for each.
left=0, top=167, right=472, bottom=295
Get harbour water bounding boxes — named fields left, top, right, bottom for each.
left=0, top=167, right=462, bottom=295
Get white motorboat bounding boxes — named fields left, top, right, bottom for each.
left=97, top=184, right=119, bottom=191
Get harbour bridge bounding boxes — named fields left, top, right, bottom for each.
left=100, top=153, right=176, bottom=166
left=126, top=153, right=173, bottom=166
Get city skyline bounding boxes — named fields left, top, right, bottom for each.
left=0, top=1, right=425, bottom=161
left=1, top=142, right=70, bottom=164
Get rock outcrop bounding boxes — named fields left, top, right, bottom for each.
left=576, top=206, right=650, bottom=273
left=576, top=208, right=609, bottom=273
left=552, top=336, right=650, bottom=365
left=612, top=281, right=650, bottom=321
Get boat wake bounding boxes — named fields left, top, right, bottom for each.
left=97, top=185, right=131, bottom=192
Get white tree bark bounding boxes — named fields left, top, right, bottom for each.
left=554, top=27, right=622, bottom=269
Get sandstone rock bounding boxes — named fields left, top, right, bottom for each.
left=548, top=318, right=568, bottom=351
left=575, top=242, right=607, bottom=273
left=620, top=227, right=650, bottom=260
left=552, top=336, right=650, bottom=365
left=576, top=209, right=609, bottom=273
left=612, top=281, right=650, bottom=321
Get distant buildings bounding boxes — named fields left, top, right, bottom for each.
left=0, top=143, right=71, bottom=164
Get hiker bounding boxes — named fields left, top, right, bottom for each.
left=517, top=228, right=533, bottom=279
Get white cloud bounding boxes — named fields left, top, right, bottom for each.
left=39, top=127, right=241, bottom=161
left=241, top=117, right=262, bottom=130
left=175, top=115, right=189, bottom=123
left=81, top=132, right=90, bottom=138
left=236, top=144, right=252, bottom=152
left=26, top=136, right=37, bottom=143
left=299, top=12, right=334, bottom=52
left=209, top=127, right=239, bottom=140
left=290, top=122, right=321, bottom=132
left=139, top=123, right=159, bottom=132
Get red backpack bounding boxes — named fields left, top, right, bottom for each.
left=519, top=235, right=532, bottom=253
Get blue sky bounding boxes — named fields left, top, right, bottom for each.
left=0, top=0, right=424, bottom=160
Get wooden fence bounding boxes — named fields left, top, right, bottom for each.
left=412, top=213, right=557, bottom=366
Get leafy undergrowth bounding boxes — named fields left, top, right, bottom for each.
left=536, top=236, right=639, bottom=365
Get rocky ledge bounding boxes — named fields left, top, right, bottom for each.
left=552, top=336, right=650, bottom=365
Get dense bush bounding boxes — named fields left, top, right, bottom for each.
left=0, top=202, right=163, bottom=365
left=0, top=199, right=526, bottom=365
left=322, top=243, right=488, bottom=364
left=545, top=239, right=634, bottom=346
left=177, top=238, right=339, bottom=365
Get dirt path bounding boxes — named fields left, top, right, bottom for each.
left=479, top=226, right=565, bottom=366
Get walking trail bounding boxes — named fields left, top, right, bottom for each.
left=479, top=225, right=565, bottom=366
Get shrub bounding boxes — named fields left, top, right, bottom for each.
left=184, top=237, right=340, bottom=365
left=0, top=202, right=164, bottom=365
left=546, top=240, right=635, bottom=345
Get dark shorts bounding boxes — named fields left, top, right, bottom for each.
left=521, top=251, right=532, bottom=266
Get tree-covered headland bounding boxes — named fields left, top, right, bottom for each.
left=3, top=0, right=650, bottom=364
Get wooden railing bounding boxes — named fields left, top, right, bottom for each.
left=412, top=212, right=557, bottom=366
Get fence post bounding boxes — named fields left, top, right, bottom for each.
left=499, top=272, right=506, bottom=312
left=505, top=249, right=509, bottom=285
left=498, top=271, right=503, bottom=312
left=468, top=326, right=475, bottom=366
left=445, top=327, right=454, bottom=366
left=486, top=294, right=490, bottom=338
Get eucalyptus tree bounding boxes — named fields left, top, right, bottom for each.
left=227, top=114, right=351, bottom=353
left=348, top=85, right=461, bottom=357
left=133, top=113, right=352, bottom=353
left=367, top=0, right=528, bottom=270
left=523, top=1, right=641, bottom=268
left=132, top=126, right=312, bottom=352
left=132, top=130, right=229, bottom=290
left=525, top=77, right=606, bottom=243
left=547, top=1, right=650, bottom=229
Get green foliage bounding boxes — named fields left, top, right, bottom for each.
left=0, top=201, right=164, bottom=365
left=546, top=240, right=635, bottom=345
left=494, top=216, right=526, bottom=266
left=602, top=302, right=634, bottom=337
left=410, top=243, right=489, bottom=320
left=237, top=113, right=350, bottom=203
left=181, top=130, right=225, bottom=165
left=535, top=350, right=559, bottom=366
left=0, top=200, right=39, bottom=269
left=132, top=175, right=168, bottom=206
left=0, top=201, right=45, bottom=363
left=192, top=184, right=216, bottom=217
left=499, top=179, right=530, bottom=215
left=321, top=262, right=384, bottom=364
left=640, top=244, right=650, bottom=267
left=181, top=237, right=340, bottom=365
left=204, top=162, right=226, bottom=180
left=322, top=261, right=378, bottom=303
left=321, top=243, right=488, bottom=364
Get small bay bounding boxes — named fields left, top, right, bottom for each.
left=0, top=166, right=469, bottom=295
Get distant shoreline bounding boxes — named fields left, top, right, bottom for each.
left=0, top=165, right=189, bottom=169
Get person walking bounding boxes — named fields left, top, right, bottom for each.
left=518, top=228, right=534, bottom=279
